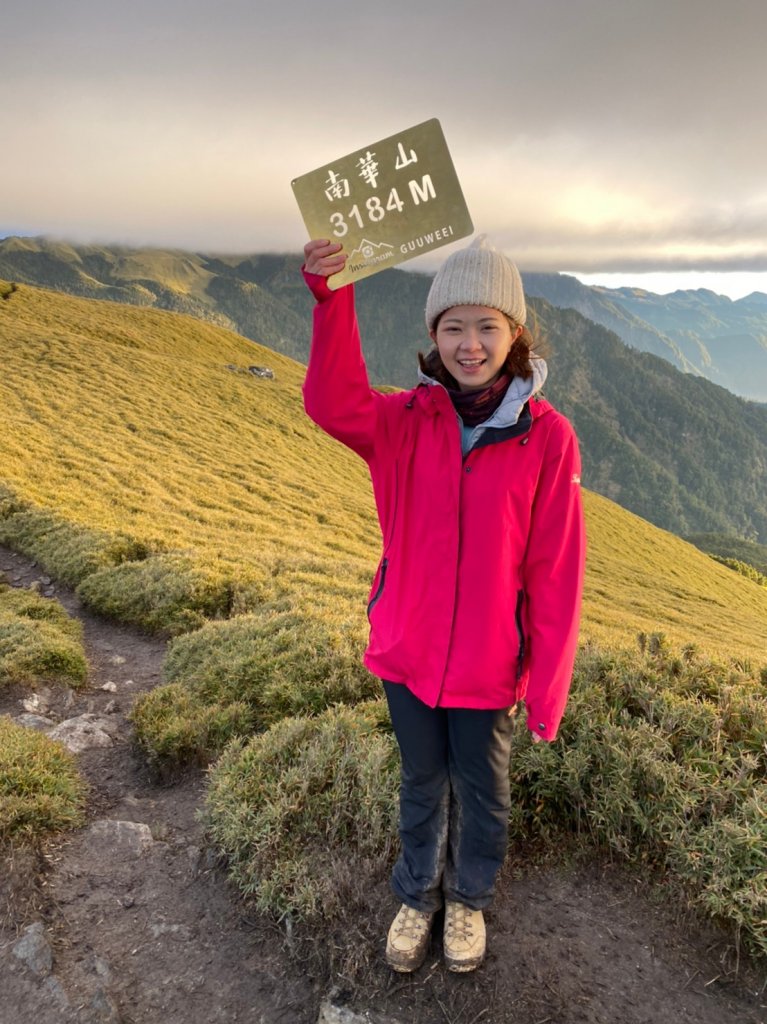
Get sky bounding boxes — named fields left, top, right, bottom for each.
left=3, top=0, right=767, bottom=298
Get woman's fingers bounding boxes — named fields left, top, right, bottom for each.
left=304, top=238, right=347, bottom=277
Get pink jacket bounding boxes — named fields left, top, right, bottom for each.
left=302, top=271, right=586, bottom=741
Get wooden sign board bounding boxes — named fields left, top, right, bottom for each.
left=292, top=118, right=473, bottom=289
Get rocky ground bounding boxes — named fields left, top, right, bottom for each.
left=1, top=543, right=766, bottom=1024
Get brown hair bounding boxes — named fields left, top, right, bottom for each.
left=419, top=310, right=546, bottom=388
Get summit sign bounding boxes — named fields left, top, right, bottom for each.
left=291, top=118, right=473, bottom=289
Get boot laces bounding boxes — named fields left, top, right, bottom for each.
left=395, top=906, right=431, bottom=938
left=446, top=903, right=474, bottom=940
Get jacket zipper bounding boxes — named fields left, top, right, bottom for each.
left=514, top=588, right=526, bottom=679
left=367, top=558, right=388, bottom=618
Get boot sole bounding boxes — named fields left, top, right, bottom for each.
left=445, top=953, right=484, bottom=973
left=385, top=949, right=429, bottom=973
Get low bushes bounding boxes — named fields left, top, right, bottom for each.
left=76, top=553, right=270, bottom=635
left=0, top=584, right=87, bottom=688
left=0, top=483, right=149, bottom=587
left=0, top=716, right=87, bottom=840
left=204, top=700, right=398, bottom=920
left=206, top=641, right=767, bottom=958
left=131, top=608, right=376, bottom=771
left=507, top=643, right=767, bottom=956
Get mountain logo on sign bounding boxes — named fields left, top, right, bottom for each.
left=348, top=239, right=395, bottom=272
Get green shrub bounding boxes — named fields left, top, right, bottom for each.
left=131, top=683, right=255, bottom=775
left=0, top=587, right=87, bottom=688
left=132, top=608, right=376, bottom=770
left=204, top=700, right=398, bottom=920
left=76, top=554, right=270, bottom=634
left=0, top=716, right=87, bottom=840
left=506, top=644, right=767, bottom=956
left=0, top=583, right=82, bottom=640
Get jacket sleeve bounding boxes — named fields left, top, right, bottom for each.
left=301, top=268, right=378, bottom=463
left=522, top=416, right=586, bottom=742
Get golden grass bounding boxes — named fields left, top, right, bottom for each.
left=0, top=280, right=765, bottom=663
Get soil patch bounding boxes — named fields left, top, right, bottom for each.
left=1, top=545, right=765, bottom=1024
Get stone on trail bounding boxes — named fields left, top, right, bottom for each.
left=48, top=713, right=117, bottom=752
left=318, top=999, right=404, bottom=1024
left=84, top=820, right=155, bottom=861
left=15, top=713, right=56, bottom=731
left=12, top=922, right=53, bottom=977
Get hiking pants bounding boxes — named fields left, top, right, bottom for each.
left=383, top=681, right=515, bottom=914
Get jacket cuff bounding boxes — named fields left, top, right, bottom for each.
left=302, top=265, right=342, bottom=303
left=526, top=709, right=557, bottom=743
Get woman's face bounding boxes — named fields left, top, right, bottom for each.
left=431, top=305, right=522, bottom=392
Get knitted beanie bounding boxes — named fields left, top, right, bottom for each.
left=425, top=234, right=526, bottom=330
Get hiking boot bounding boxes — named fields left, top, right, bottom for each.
left=443, top=901, right=486, bottom=972
left=385, top=903, right=434, bottom=972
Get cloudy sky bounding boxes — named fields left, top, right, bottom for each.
left=3, top=0, right=766, bottom=296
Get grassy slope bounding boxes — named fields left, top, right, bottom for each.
left=1, top=281, right=766, bottom=662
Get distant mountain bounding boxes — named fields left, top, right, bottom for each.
left=0, top=236, right=312, bottom=362
left=2, top=236, right=767, bottom=543
left=523, top=273, right=767, bottom=403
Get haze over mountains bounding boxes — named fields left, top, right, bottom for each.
left=523, top=272, right=767, bottom=403
left=2, top=235, right=766, bottom=546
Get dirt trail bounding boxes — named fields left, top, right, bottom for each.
left=1, top=544, right=766, bottom=1024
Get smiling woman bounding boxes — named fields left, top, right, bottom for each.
left=301, top=233, right=586, bottom=974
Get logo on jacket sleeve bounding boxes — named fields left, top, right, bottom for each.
left=571, top=474, right=581, bottom=485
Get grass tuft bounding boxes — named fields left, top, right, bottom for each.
left=0, top=716, right=87, bottom=840
left=0, top=584, right=87, bottom=688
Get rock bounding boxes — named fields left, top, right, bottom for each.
left=248, top=365, right=275, bottom=379
left=85, top=820, right=154, bottom=860
left=103, top=700, right=118, bottom=714
left=12, top=922, right=53, bottom=977
left=123, top=679, right=134, bottom=686
left=109, top=655, right=126, bottom=666
left=40, top=575, right=52, bottom=585
left=317, top=1000, right=404, bottom=1024
left=48, top=714, right=116, bottom=753
left=29, top=580, right=42, bottom=593
left=149, top=921, right=193, bottom=941
left=90, top=985, right=120, bottom=1022
left=16, top=713, right=56, bottom=731
left=100, top=682, right=118, bottom=693
left=42, top=975, right=71, bottom=1012
left=22, top=693, right=46, bottom=714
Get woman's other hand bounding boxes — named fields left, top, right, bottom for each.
left=304, top=239, right=347, bottom=277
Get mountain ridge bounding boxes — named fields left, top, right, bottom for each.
left=2, top=237, right=766, bottom=544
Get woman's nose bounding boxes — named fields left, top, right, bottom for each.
left=460, top=329, right=482, bottom=351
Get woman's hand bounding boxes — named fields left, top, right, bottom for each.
left=507, top=702, right=546, bottom=743
left=304, top=239, right=347, bottom=277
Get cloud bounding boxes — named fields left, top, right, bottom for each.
left=2, top=0, right=766, bottom=275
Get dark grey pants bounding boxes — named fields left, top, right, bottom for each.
left=383, top=681, right=515, bottom=914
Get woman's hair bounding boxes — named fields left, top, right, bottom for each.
left=419, top=310, right=545, bottom=389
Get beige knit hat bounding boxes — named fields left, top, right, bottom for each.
left=425, top=234, right=526, bottom=330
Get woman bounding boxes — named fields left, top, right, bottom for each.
left=302, top=234, right=586, bottom=973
